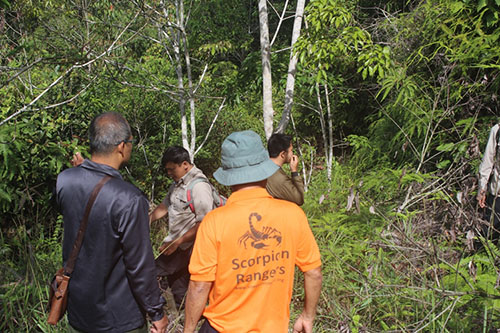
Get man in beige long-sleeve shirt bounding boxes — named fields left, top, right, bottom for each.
left=266, top=133, right=305, bottom=205
left=477, top=123, right=500, bottom=241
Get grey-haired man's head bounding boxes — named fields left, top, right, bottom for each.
left=89, top=112, right=132, bottom=155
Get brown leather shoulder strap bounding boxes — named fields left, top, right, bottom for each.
left=64, top=175, right=112, bottom=276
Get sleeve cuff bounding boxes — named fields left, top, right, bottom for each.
left=291, top=172, right=299, bottom=177
left=148, top=296, right=166, bottom=322
left=299, top=260, right=322, bottom=272
left=149, top=310, right=165, bottom=322
left=189, top=274, right=215, bottom=282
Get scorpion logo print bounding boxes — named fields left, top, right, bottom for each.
left=238, top=212, right=282, bottom=249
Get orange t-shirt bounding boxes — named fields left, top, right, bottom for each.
left=189, top=188, right=321, bottom=332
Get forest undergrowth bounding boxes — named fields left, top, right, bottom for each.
left=1, top=0, right=500, bottom=331
left=2, top=157, right=500, bottom=332
left=298, top=154, right=500, bottom=332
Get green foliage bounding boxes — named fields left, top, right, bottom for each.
left=2, top=0, right=500, bottom=331
left=298, top=145, right=500, bottom=331
left=0, top=217, right=65, bottom=332
left=0, top=112, right=83, bottom=221
left=433, top=242, right=500, bottom=330
left=295, top=0, right=392, bottom=82
left=362, top=0, right=500, bottom=170
left=189, top=0, right=254, bottom=61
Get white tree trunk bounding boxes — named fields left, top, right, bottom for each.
left=258, top=0, right=274, bottom=140
left=178, top=0, right=197, bottom=159
left=172, top=0, right=191, bottom=155
left=315, top=82, right=333, bottom=184
left=324, top=83, right=333, bottom=183
left=159, top=0, right=194, bottom=159
left=275, top=0, right=306, bottom=134
left=173, top=43, right=189, bottom=152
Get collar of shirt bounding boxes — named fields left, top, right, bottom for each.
left=226, top=187, right=272, bottom=204
left=80, top=159, right=123, bottom=179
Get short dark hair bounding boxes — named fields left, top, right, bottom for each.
left=162, top=146, right=191, bottom=166
left=89, top=112, right=131, bottom=155
left=267, top=133, right=292, bottom=158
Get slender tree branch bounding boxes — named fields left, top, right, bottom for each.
left=0, top=58, right=43, bottom=89
left=269, top=0, right=289, bottom=46
left=194, top=98, right=226, bottom=157
left=0, top=11, right=140, bottom=127
left=30, top=77, right=97, bottom=111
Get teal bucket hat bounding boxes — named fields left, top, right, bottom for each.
left=214, top=130, right=279, bottom=186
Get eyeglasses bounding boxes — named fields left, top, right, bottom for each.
left=116, top=138, right=136, bottom=145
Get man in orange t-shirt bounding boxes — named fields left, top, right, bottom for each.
left=184, top=130, right=322, bottom=333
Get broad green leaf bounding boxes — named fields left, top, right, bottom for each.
left=378, top=66, right=384, bottom=78
left=437, top=160, right=451, bottom=169
left=436, top=143, right=455, bottom=152
left=450, top=1, right=464, bottom=13
left=0, top=188, right=11, bottom=202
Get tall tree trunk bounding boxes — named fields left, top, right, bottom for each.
left=316, top=82, right=333, bottom=184
left=173, top=37, right=189, bottom=152
left=178, top=0, right=197, bottom=159
left=324, top=83, right=333, bottom=183
left=173, top=0, right=190, bottom=154
left=275, top=0, right=306, bottom=134
left=258, top=0, right=274, bottom=140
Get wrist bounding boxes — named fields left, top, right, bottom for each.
left=301, top=310, right=315, bottom=321
left=183, top=326, right=195, bottom=333
left=291, top=171, right=299, bottom=177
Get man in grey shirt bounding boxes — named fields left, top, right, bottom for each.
left=150, top=146, right=214, bottom=309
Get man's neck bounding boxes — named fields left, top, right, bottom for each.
left=91, top=155, right=120, bottom=170
left=231, top=180, right=267, bottom=192
left=270, top=157, right=284, bottom=167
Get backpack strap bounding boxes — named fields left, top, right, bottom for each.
left=185, top=177, right=210, bottom=214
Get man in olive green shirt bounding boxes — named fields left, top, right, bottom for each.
left=266, top=133, right=305, bottom=206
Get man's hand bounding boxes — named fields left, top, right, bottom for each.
left=292, top=312, right=314, bottom=333
left=477, top=189, right=487, bottom=209
left=290, top=154, right=299, bottom=172
left=150, top=314, right=169, bottom=333
left=159, top=240, right=179, bottom=256
left=71, top=152, right=84, bottom=167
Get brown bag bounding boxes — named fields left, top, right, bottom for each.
left=47, top=175, right=111, bottom=325
left=47, top=268, right=70, bottom=325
